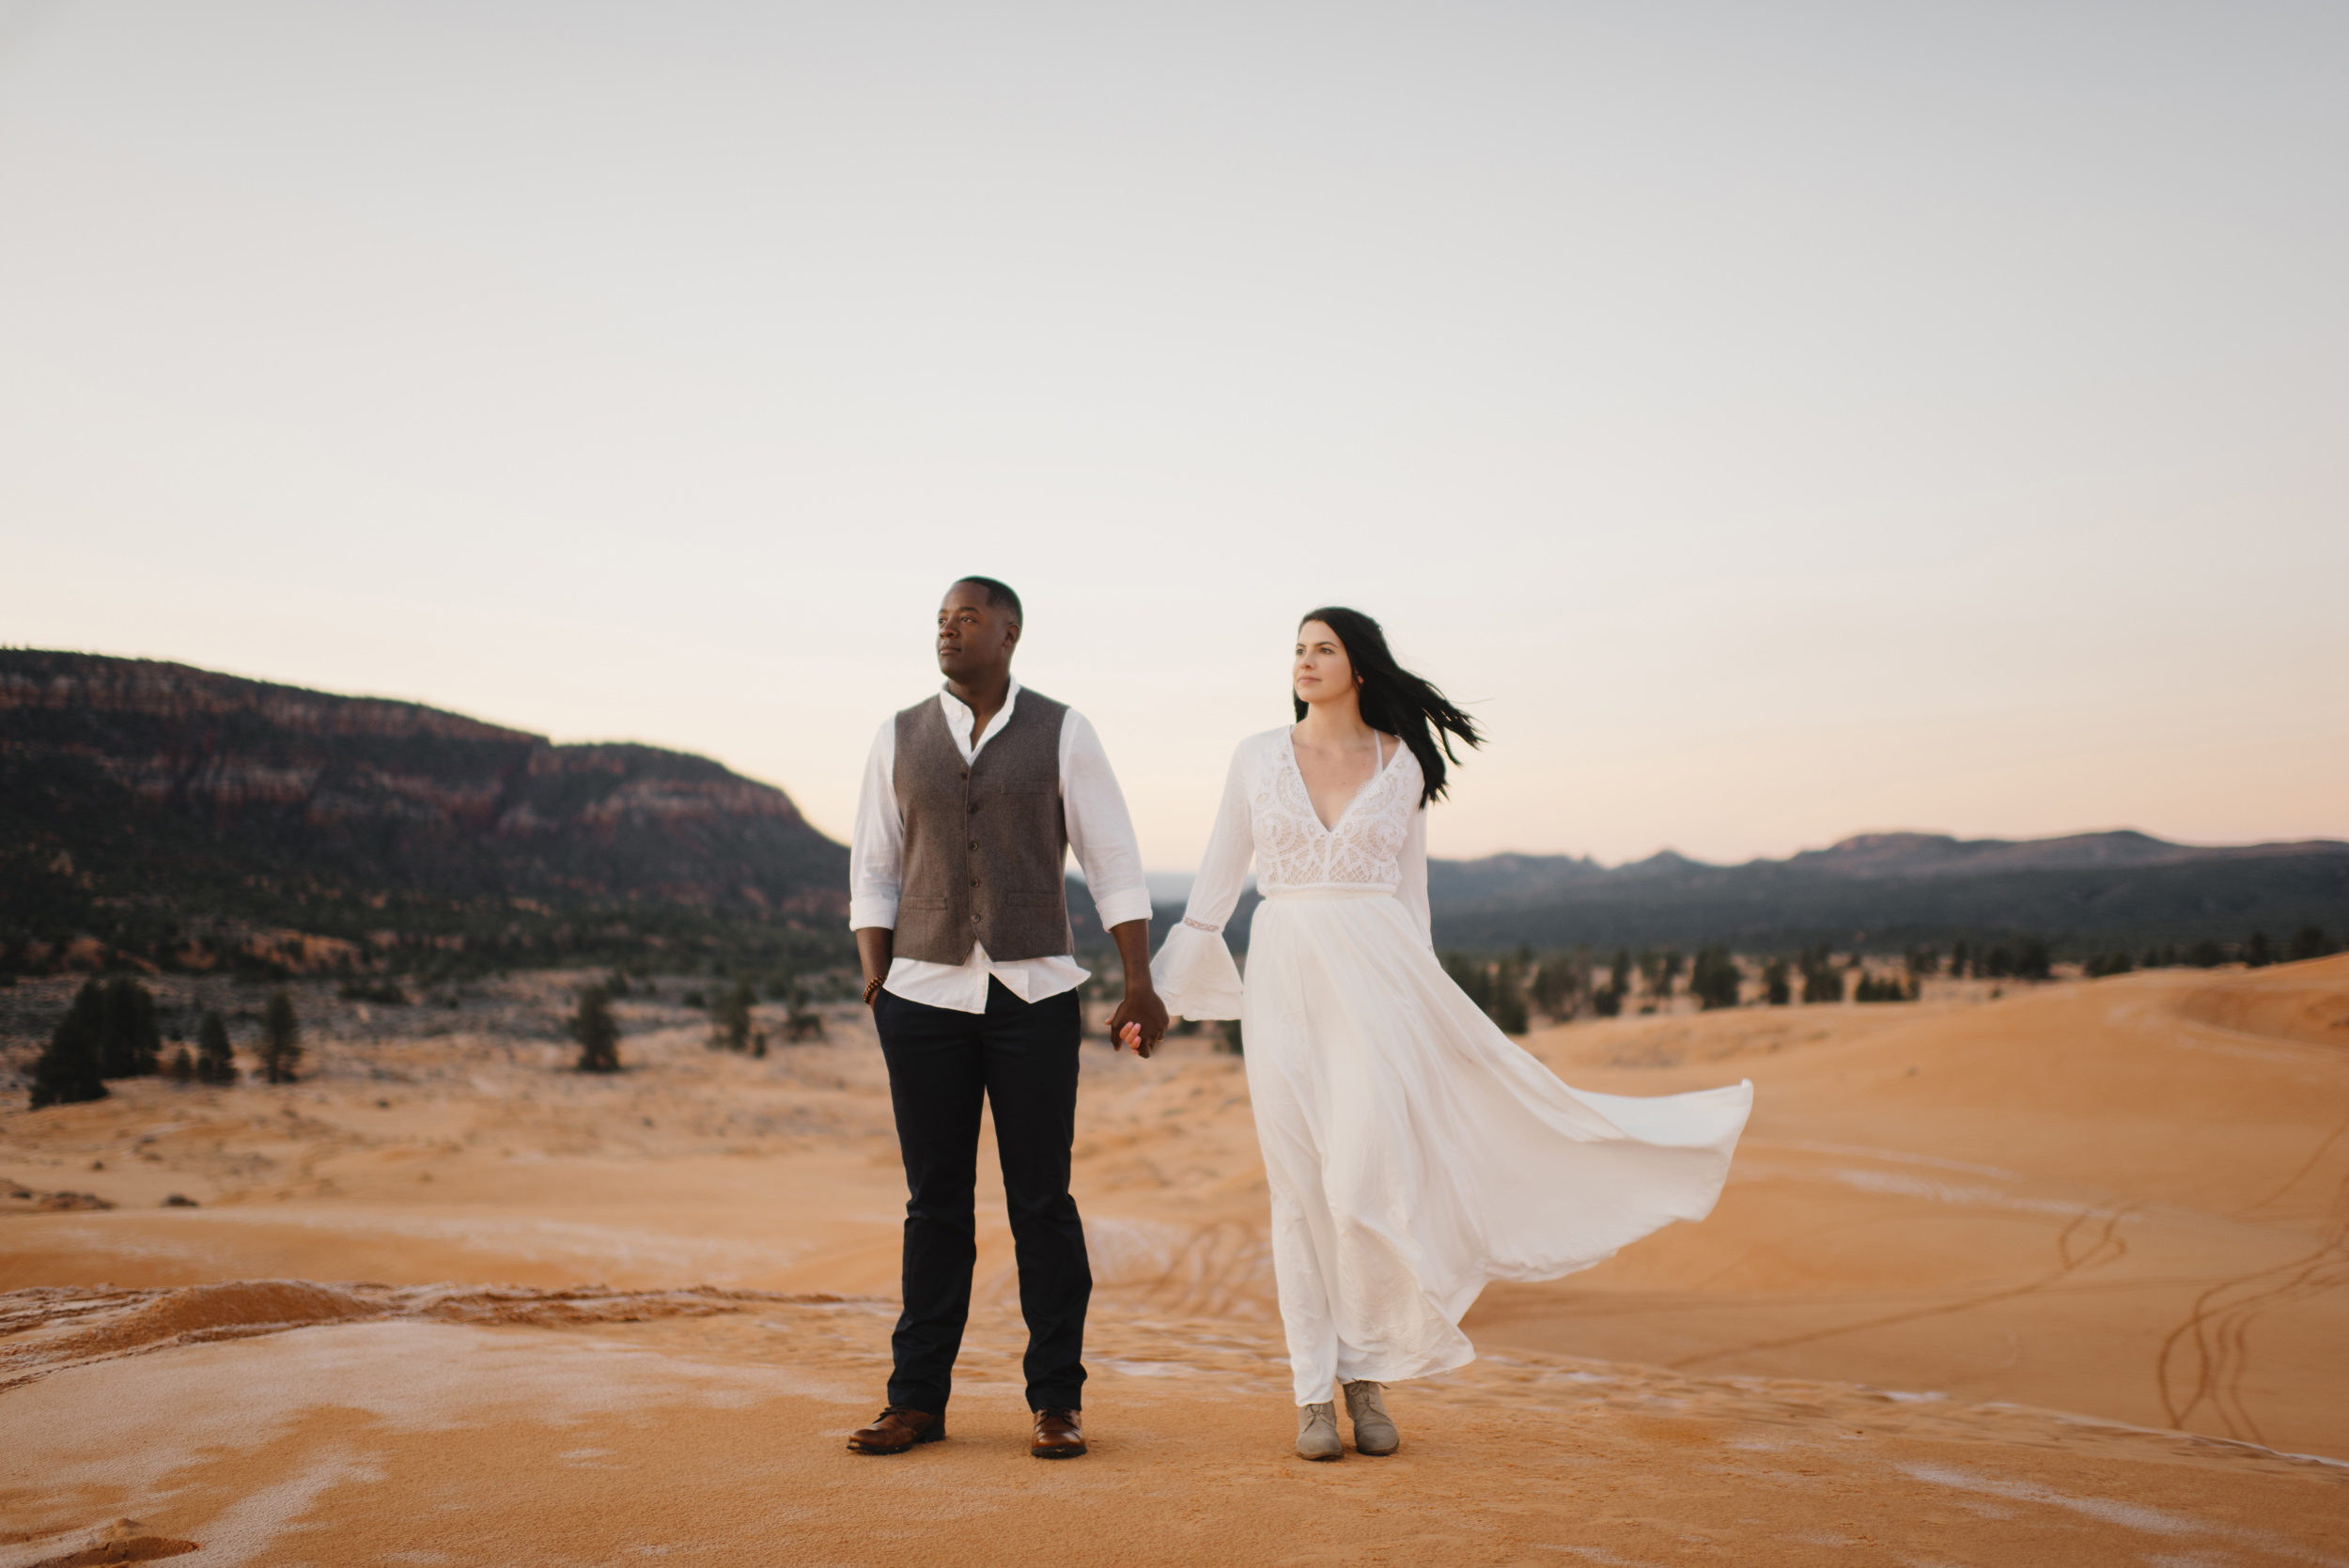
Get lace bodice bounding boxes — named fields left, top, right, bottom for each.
left=1252, top=729, right=1420, bottom=893
left=1151, top=727, right=1433, bottom=1017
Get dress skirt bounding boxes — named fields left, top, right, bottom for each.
left=1194, top=887, right=1752, bottom=1405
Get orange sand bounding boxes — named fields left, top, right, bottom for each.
left=5, top=957, right=2346, bottom=1564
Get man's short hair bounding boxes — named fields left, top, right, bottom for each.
left=955, top=576, right=1022, bottom=624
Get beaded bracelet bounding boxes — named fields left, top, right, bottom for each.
left=863, top=975, right=884, bottom=1005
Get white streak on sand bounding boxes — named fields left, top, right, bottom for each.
left=176, top=1447, right=377, bottom=1567
left=1898, top=1462, right=2349, bottom=1564
left=8, top=1321, right=849, bottom=1498
left=1831, top=1170, right=2104, bottom=1217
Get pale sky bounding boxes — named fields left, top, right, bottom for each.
left=3, top=2, right=2342, bottom=870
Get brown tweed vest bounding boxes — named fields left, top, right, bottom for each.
left=891, top=689, right=1073, bottom=965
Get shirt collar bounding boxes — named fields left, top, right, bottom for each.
left=938, top=677, right=1021, bottom=762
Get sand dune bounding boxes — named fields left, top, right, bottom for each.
left=4, top=958, right=2346, bottom=1563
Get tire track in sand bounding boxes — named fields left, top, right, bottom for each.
left=1669, top=1200, right=2136, bottom=1370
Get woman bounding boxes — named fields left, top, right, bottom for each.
left=1147, top=608, right=1751, bottom=1461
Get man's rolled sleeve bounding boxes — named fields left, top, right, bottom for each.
left=1060, top=712, right=1153, bottom=932
left=848, top=717, right=903, bottom=932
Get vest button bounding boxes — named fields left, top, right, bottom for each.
left=970, top=877, right=980, bottom=887
left=968, top=801, right=980, bottom=813
left=971, top=914, right=981, bottom=924
left=968, top=840, right=977, bottom=850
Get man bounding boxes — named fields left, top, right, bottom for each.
left=846, top=576, right=1168, bottom=1460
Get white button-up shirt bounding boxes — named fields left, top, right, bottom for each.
left=849, top=680, right=1153, bottom=1013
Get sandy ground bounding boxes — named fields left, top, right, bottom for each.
left=4, top=957, right=2346, bottom=1565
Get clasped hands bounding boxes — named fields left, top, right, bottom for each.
left=1109, top=985, right=1169, bottom=1059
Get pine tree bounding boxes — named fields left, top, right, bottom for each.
left=571, top=984, right=621, bottom=1073
left=1442, top=953, right=1492, bottom=1013
left=196, top=1010, right=237, bottom=1085
left=784, top=983, right=825, bottom=1042
left=168, top=1046, right=195, bottom=1083
left=2015, top=937, right=2052, bottom=981
left=1690, top=946, right=1740, bottom=1010
left=96, top=977, right=162, bottom=1079
left=1490, top=964, right=1530, bottom=1033
left=1589, top=949, right=1631, bottom=1017
left=30, top=984, right=109, bottom=1109
left=2288, top=925, right=2337, bottom=962
left=1762, top=957, right=1791, bottom=1006
left=2244, top=931, right=2275, bottom=969
left=1799, top=947, right=1843, bottom=1003
left=260, top=989, right=303, bottom=1084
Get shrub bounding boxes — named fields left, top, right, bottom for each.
left=167, top=1046, right=194, bottom=1083
left=2244, top=931, right=2275, bottom=969
left=260, top=989, right=303, bottom=1084
left=710, top=982, right=754, bottom=1052
left=2187, top=939, right=2227, bottom=969
left=571, top=983, right=621, bottom=1073
left=1854, top=972, right=1916, bottom=1003
left=2084, top=953, right=2135, bottom=979
left=1219, top=1018, right=1244, bottom=1056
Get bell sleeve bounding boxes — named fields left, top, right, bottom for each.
left=1397, top=802, right=1433, bottom=949
left=1149, top=741, right=1254, bottom=1020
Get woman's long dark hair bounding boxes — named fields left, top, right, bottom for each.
left=1294, top=607, right=1482, bottom=806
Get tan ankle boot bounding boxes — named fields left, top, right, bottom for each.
left=1296, top=1401, right=1342, bottom=1460
left=1342, top=1380, right=1398, bottom=1455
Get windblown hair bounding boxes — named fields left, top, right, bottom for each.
left=1294, top=606, right=1482, bottom=806
left=955, top=576, right=1022, bottom=624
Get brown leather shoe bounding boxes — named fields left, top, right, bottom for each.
left=1031, top=1407, right=1086, bottom=1458
left=847, top=1405, right=944, bottom=1453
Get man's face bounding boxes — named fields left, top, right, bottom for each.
left=936, top=582, right=1017, bottom=681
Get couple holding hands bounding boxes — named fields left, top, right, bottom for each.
left=845, top=577, right=1750, bottom=1462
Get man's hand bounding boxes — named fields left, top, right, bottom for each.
left=855, top=927, right=894, bottom=1007
left=1106, top=919, right=1169, bottom=1058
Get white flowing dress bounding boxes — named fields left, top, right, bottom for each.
left=1151, top=727, right=1752, bottom=1405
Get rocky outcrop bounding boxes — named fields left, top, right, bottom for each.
left=0, top=652, right=847, bottom=972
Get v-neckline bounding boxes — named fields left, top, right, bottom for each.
left=1286, top=728, right=1391, bottom=835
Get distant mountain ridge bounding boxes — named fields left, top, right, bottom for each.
left=1420, top=830, right=2348, bottom=955
left=0, top=651, right=848, bottom=975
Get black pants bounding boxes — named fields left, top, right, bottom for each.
left=875, top=976, right=1090, bottom=1414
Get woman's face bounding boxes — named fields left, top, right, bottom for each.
left=1293, top=620, right=1358, bottom=708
